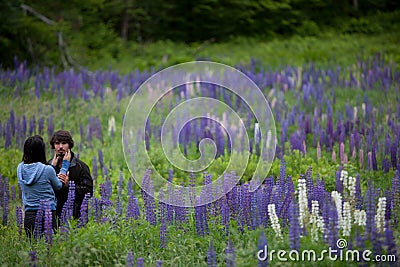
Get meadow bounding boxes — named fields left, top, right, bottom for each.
left=0, top=34, right=399, bottom=266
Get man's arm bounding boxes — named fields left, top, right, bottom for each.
left=76, top=161, right=93, bottom=198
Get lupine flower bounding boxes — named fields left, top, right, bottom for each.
left=331, top=191, right=343, bottom=231
left=16, top=206, right=23, bottom=236
left=207, top=242, right=217, bottom=267
left=92, top=156, right=98, bottom=180
left=61, top=181, right=75, bottom=224
left=34, top=201, right=45, bottom=239
left=2, top=177, right=9, bottom=226
left=225, top=238, right=235, bottom=267
left=155, top=260, right=163, bottom=267
left=375, top=197, right=386, bottom=233
left=98, top=149, right=104, bottom=171
left=126, top=251, right=134, bottom=267
left=384, top=220, right=397, bottom=258
left=310, top=200, right=324, bottom=241
left=160, top=220, right=167, bottom=248
left=137, top=257, right=144, bottom=267
left=365, top=182, right=376, bottom=236
left=297, top=178, right=308, bottom=229
left=44, top=200, right=53, bottom=245
left=141, top=171, right=157, bottom=225
left=29, top=251, right=37, bottom=267
left=354, top=209, right=367, bottom=226
left=288, top=199, right=300, bottom=251
left=79, top=193, right=90, bottom=227
left=268, top=204, right=282, bottom=238
left=342, top=201, right=352, bottom=237
left=257, top=230, right=268, bottom=267
left=10, top=185, right=16, bottom=201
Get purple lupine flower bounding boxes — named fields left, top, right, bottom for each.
left=2, top=177, right=9, bottom=226
left=225, top=238, right=235, bottom=267
left=355, top=174, right=363, bottom=210
left=207, top=242, right=217, bottom=267
left=38, top=117, right=44, bottom=135
left=90, top=197, right=101, bottom=222
left=92, top=156, right=98, bottom=181
left=160, top=220, right=167, bottom=248
left=47, top=115, right=54, bottom=140
left=136, top=257, right=144, bottom=267
left=79, top=193, right=90, bottom=227
left=127, top=178, right=134, bottom=198
left=34, top=201, right=45, bottom=239
left=390, top=141, right=397, bottom=169
left=29, top=251, right=37, bottom=267
left=141, top=170, right=157, bottom=225
left=16, top=206, right=23, bottom=236
left=155, top=260, right=163, bottom=267
left=61, top=181, right=75, bottom=225
left=126, top=179, right=140, bottom=222
left=29, top=116, right=35, bottom=136
left=98, top=149, right=104, bottom=171
left=194, top=197, right=208, bottom=236
left=306, top=168, right=314, bottom=210
left=365, top=182, right=376, bottom=238
left=116, top=172, right=124, bottom=216
left=335, top=166, right=343, bottom=194
left=44, top=200, right=53, bottom=245
left=11, top=185, right=16, bottom=201
left=384, top=220, right=397, bottom=259
left=257, top=231, right=268, bottom=267
left=9, top=110, right=15, bottom=135
left=220, top=196, right=230, bottom=236
left=288, top=199, right=300, bottom=251
left=371, top=146, right=378, bottom=171
left=5, top=120, right=12, bottom=149
left=327, top=201, right=339, bottom=253
left=126, top=251, right=134, bottom=267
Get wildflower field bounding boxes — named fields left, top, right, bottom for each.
left=0, top=41, right=400, bottom=266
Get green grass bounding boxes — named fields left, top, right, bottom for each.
left=86, top=32, right=400, bottom=73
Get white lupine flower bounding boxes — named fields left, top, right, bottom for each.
left=375, top=197, right=387, bottom=233
left=354, top=209, right=367, bottom=226
left=342, top=202, right=352, bottom=236
left=340, top=170, right=348, bottom=182
left=310, top=200, right=325, bottom=242
left=346, top=176, right=356, bottom=199
left=268, top=204, right=282, bottom=238
left=108, top=116, right=116, bottom=135
left=331, top=191, right=343, bottom=230
left=298, top=178, right=308, bottom=229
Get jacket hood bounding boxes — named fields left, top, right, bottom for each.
left=17, top=162, right=47, bottom=185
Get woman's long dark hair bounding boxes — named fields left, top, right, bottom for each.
left=22, top=135, right=47, bottom=164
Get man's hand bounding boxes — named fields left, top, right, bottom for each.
left=58, top=171, right=69, bottom=187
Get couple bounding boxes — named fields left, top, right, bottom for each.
left=17, top=130, right=93, bottom=237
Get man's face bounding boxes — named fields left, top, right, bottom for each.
left=54, top=140, right=70, bottom=157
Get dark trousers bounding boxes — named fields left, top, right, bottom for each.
left=24, top=210, right=57, bottom=239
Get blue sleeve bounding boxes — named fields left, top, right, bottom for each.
left=47, top=167, right=63, bottom=191
left=60, top=160, right=70, bottom=175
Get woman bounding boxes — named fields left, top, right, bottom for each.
left=17, top=135, right=70, bottom=237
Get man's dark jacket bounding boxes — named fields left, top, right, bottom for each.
left=50, top=152, right=93, bottom=219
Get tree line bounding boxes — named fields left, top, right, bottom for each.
left=1, top=0, right=399, bottom=68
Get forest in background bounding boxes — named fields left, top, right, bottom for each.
left=1, top=0, right=399, bottom=70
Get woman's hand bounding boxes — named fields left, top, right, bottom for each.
left=51, top=152, right=59, bottom=167
left=63, top=149, right=71, bottom=162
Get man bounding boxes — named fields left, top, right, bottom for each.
left=49, top=130, right=93, bottom=219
